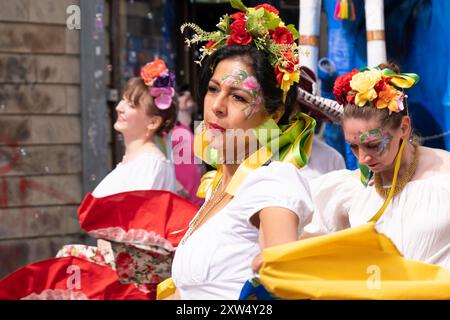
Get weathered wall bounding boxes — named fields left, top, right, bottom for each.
left=0, top=0, right=86, bottom=278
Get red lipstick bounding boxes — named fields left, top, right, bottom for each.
left=207, top=123, right=226, bottom=132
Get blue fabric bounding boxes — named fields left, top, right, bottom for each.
left=239, top=278, right=278, bottom=300
left=322, top=0, right=450, bottom=151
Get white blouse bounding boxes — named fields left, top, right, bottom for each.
left=92, top=152, right=176, bottom=197
left=171, top=162, right=314, bottom=300
left=305, top=169, right=450, bottom=269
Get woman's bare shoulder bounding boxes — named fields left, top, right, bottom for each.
left=419, top=146, right=450, bottom=173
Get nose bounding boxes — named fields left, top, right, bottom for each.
left=116, top=100, right=125, bottom=112
left=358, top=149, right=373, bottom=165
left=210, top=93, right=227, bottom=118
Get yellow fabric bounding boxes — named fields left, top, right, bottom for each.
left=259, top=222, right=450, bottom=299
left=157, top=277, right=176, bottom=300
left=196, top=169, right=221, bottom=199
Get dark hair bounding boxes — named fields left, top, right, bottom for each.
left=342, top=62, right=407, bottom=130
left=197, top=45, right=298, bottom=125
left=123, top=77, right=178, bottom=135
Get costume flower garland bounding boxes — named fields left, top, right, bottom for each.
left=180, top=0, right=301, bottom=102
left=140, top=58, right=176, bottom=110
left=333, top=67, right=420, bottom=113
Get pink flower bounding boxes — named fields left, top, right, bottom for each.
left=150, top=87, right=175, bottom=110
left=242, top=76, right=260, bottom=91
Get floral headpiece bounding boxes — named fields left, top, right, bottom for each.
left=180, top=0, right=301, bottom=102
left=140, top=58, right=176, bottom=110
left=333, top=66, right=420, bottom=114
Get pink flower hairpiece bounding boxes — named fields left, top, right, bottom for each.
left=150, top=87, right=175, bottom=110
left=140, top=58, right=176, bottom=110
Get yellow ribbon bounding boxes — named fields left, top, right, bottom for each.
left=380, top=68, right=420, bottom=89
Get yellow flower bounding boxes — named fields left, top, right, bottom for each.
left=350, top=69, right=382, bottom=106
left=281, top=70, right=299, bottom=93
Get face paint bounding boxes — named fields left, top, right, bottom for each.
left=222, top=68, right=261, bottom=119
left=358, top=129, right=393, bottom=156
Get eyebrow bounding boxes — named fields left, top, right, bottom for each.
left=210, top=78, right=253, bottom=95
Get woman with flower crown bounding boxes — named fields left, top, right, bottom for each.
left=0, top=58, right=199, bottom=300
left=301, top=63, right=450, bottom=270
left=244, top=63, right=450, bottom=300
left=157, top=1, right=316, bottom=300
left=92, top=58, right=177, bottom=196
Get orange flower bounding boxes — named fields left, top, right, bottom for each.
left=376, top=84, right=403, bottom=112
left=140, top=58, right=168, bottom=86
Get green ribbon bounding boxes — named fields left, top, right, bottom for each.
left=359, top=66, right=420, bottom=89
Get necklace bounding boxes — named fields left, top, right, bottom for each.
left=181, top=180, right=227, bottom=244
left=374, top=144, right=419, bottom=199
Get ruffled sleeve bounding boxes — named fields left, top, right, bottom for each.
left=232, top=161, right=314, bottom=232
left=304, top=169, right=363, bottom=236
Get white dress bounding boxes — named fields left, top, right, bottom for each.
left=300, top=138, right=346, bottom=180
left=171, top=162, right=314, bottom=299
left=305, top=169, right=450, bottom=270
left=92, top=151, right=176, bottom=197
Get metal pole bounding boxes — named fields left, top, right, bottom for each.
left=299, top=0, right=322, bottom=76
left=365, top=0, right=387, bottom=67
left=80, top=0, right=109, bottom=194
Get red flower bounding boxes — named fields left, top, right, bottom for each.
left=255, top=3, right=279, bottom=15
left=116, top=252, right=133, bottom=268
left=274, top=65, right=284, bottom=86
left=230, top=12, right=245, bottom=21
left=374, top=77, right=391, bottom=93
left=280, top=50, right=298, bottom=73
left=272, top=27, right=294, bottom=45
left=333, top=69, right=358, bottom=105
left=205, top=40, right=215, bottom=49
left=226, top=19, right=252, bottom=46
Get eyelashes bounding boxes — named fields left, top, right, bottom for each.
left=206, top=85, right=249, bottom=104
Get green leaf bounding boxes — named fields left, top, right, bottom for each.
left=246, top=9, right=267, bottom=38
left=230, top=0, right=247, bottom=12
left=285, top=24, right=299, bottom=40
left=266, top=17, right=281, bottom=30
left=254, top=7, right=265, bottom=18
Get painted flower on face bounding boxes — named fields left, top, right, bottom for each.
left=241, top=96, right=261, bottom=119
left=359, top=129, right=393, bottom=156
left=350, top=69, right=382, bottom=107
left=223, top=68, right=246, bottom=85
left=222, top=68, right=261, bottom=119
left=242, top=76, right=260, bottom=91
